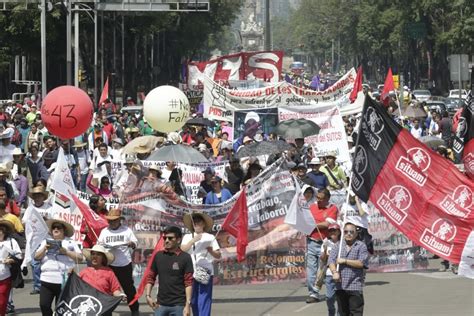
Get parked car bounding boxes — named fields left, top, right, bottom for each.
left=412, top=89, right=431, bottom=102
left=425, top=100, right=447, bottom=114
left=445, top=97, right=464, bottom=114
left=448, top=89, right=468, bottom=99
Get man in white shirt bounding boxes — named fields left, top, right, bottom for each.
left=0, top=130, right=15, bottom=164
left=98, top=208, right=139, bottom=316
left=410, top=119, right=424, bottom=139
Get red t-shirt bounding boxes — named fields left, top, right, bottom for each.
left=308, top=203, right=338, bottom=240
left=79, top=266, right=121, bottom=295
left=6, top=200, right=20, bottom=217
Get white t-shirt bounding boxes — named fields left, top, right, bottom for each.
left=340, top=202, right=370, bottom=228
left=26, top=203, right=53, bottom=221
left=182, top=232, right=220, bottom=275
left=36, top=238, right=82, bottom=284
left=0, top=238, right=21, bottom=281
left=98, top=225, right=138, bottom=267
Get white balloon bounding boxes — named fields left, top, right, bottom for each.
left=143, top=85, right=190, bottom=133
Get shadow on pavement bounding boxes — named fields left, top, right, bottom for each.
left=365, top=281, right=390, bottom=286
left=214, top=295, right=310, bottom=303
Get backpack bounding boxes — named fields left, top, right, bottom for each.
left=10, top=128, right=22, bottom=146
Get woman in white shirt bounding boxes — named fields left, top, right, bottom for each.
left=34, top=219, right=83, bottom=316
left=181, top=212, right=221, bottom=316
left=0, top=220, right=22, bottom=315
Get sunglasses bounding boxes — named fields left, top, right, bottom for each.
left=52, top=224, right=64, bottom=230
left=344, top=230, right=356, bottom=235
left=164, top=236, right=176, bottom=241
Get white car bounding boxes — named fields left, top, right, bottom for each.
left=448, top=89, right=468, bottom=99
left=412, top=90, right=431, bottom=102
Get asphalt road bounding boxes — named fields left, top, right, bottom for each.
left=10, top=260, right=474, bottom=316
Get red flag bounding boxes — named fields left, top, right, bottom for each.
left=99, top=77, right=109, bottom=106
left=349, top=66, right=363, bottom=103
left=351, top=97, right=474, bottom=267
left=222, top=188, right=248, bottom=262
left=71, top=194, right=107, bottom=244
left=129, top=234, right=164, bottom=306
left=380, top=68, right=395, bottom=107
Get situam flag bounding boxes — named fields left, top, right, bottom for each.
left=56, top=273, right=122, bottom=315
left=351, top=96, right=474, bottom=278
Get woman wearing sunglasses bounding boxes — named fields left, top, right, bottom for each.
left=34, top=219, right=83, bottom=316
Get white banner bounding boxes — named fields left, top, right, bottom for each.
left=203, top=68, right=359, bottom=122
left=278, top=105, right=351, bottom=163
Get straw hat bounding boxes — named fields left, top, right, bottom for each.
left=135, top=144, right=151, bottom=154
left=12, top=148, right=24, bottom=156
left=72, top=140, right=87, bottom=148
left=243, top=136, right=253, bottom=144
left=0, top=164, right=10, bottom=175
left=28, top=186, right=49, bottom=199
left=46, top=218, right=75, bottom=237
left=129, top=127, right=139, bottom=133
left=105, top=208, right=124, bottom=221
left=183, top=212, right=214, bottom=233
left=308, top=157, right=324, bottom=165
left=325, top=151, right=338, bottom=159
left=148, top=165, right=161, bottom=172
left=83, top=244, right=115, bottom=265
left=0, top=220, right=14, bottom=235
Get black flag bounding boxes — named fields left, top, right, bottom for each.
left=56, top=273, right=122, bottom=316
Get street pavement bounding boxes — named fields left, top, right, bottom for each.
left=10, top=259, right=473, bottom=315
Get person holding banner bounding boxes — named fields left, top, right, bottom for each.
left=98, top=208, right=140, bottom=316
left=181, top=213, right=221, bottom=316
left=328, top=222, right=368, bottom=316
left=306, top=188, right=338, bottom=304
left=79, top=244, right=127, bottom=315
left=80, top=194, right=108, bottom=249
left=320, top=152, right=347, bottom=191
left=34, top=219, right=83, bottom=316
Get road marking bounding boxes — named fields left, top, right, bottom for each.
left=295, top=304, right=312, bottom=313
left=409, top=272, right=462, bottom=280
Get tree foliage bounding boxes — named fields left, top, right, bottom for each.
left=0, top=0, right=243, bottom=100
left=274, top=0, right=473, bottom=92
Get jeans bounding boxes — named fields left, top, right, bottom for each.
left=306, top=238, right=322, bottom=297
left=335, top=290, right=364, bottom=316
left=80, top=173, right=88, bottom=192
left=32, top=259, right=41, bottom=291
left=325, top=275, right=338, bottom=316
left=192, top=277, right=213, bottom=316
left=155, top=305, right=184, bottom=316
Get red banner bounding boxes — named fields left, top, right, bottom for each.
left=187, top=51, right=284, bottom=89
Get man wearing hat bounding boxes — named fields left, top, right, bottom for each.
left=25, top=186, right=52, bottom=295
left=181, top=213, right=221, bottom=316
left=88, top=122, right=109, bottom=153
left=296, top=163, right=317, bottom=187
left=198, top=167, right=215, bottom=203
left=0, top=129, right=15, bottom=164
left=320, top=151, right=347, bottom=190
left=110, top=138, right=124, bottom=160
left=307, top=157, right=330, bottom=190
left=98, top=208, right=140, bottom=315
left=205, top=176, right=232, bottom=205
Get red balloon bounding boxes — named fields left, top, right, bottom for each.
left=41, top=86, right=93, bottom=139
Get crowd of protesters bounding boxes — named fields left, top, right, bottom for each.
left=0, top=85, right=465, bottom=316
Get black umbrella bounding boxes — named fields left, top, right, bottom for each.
left=236, top=140, right=293, bottom=159
left=186, top=117, right=216, bottom=127
left=419, top=136, right=445, bottom=149
left=275, top=118, right=321, bottom=139
left=147, top=144, right=208, bottom=163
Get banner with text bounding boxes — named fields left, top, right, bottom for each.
left=202, top=68, right=358, bottom=121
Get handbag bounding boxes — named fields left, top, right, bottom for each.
left=8, top=240, right=24, bottom=289
left=193, top=265, right=211, bottom=285
left=192, top=235, right=211, bottom=285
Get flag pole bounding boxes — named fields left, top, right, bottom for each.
left=335, top=95, right=366, bottom=271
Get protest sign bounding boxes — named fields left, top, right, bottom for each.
left=202, top=68, right=358, bottom=122
left=278, top=105, right=351, bottom=162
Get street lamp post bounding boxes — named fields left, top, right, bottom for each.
left=40, top=0, right=47, bottom=99
left=66, top=0, right=72, bottom=85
